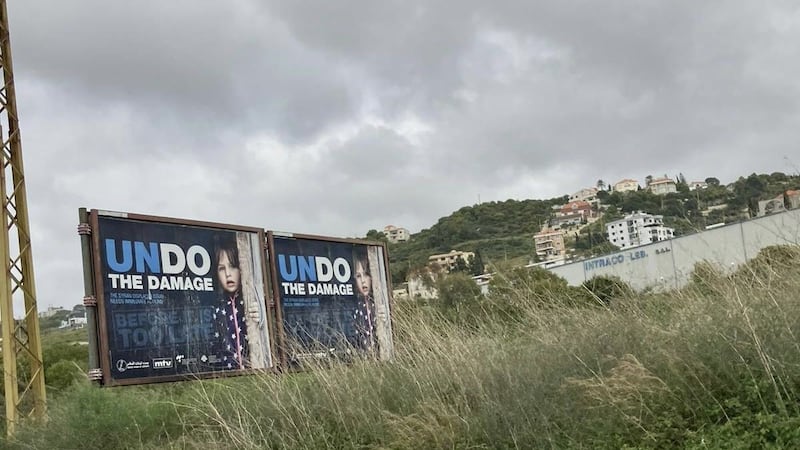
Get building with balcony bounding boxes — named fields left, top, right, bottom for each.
left=606, top=211, right=674, bottom=249
left=534, top=228, right=566, bottom=262
left=383, top=225, right=410, bottom=243
left=427, top=250, right=475, bottom=272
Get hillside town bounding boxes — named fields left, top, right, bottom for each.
left=384, top=174, right=800, bottom=299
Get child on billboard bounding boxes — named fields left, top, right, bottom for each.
left=352, top=247, right=378, bottom=352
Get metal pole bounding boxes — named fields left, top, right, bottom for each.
left=79, top=208, right=102, bottom=382
left=0, top=0, right=47, bottom=434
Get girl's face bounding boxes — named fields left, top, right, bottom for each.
left=354, top=260, right=372, bottom=296
left=217, top=251, right=241, bottom=294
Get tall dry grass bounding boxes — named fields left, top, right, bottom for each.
left=8, top=245, right=800, bottom=449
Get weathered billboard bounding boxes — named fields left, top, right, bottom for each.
left=90, top=210, right=273, bottom=385
left=267, top=233, right=394, bottom=365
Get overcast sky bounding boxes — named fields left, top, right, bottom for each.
left=5, top=1, right=800, bottom=310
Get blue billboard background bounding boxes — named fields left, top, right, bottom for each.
left=272, top=236, right=391, bottom=362
left=96, top=215, right=272, bottom=383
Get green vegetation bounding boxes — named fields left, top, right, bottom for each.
left=382, top=196, right=567, bottom=283
left=7, top=246, right=800, bottom=448
left=382, top=172, right=800, bottom=284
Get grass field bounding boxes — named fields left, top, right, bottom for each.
left=5, top=245, right=800, bottom=449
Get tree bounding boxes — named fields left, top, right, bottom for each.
left=452, top=256, right=469, bottom=273
left=436, top=273, right=482, bottom=309
left=645, top=175, right=653, bottom=186
left=488, top=267, right=574, bottom=306
left=676, top=173, right=689, bottom=193
left=596, top=179, right=606, bottom=190
left=468, top=250, right=485, bottom=276
left=705, top=177, right=720, bottom=187
left=365, top=229, right=388, bottom=243
left=582, top=276, right=633, bottom=304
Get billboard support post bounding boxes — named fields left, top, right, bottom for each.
left=78, top=208, right=101, bottom=382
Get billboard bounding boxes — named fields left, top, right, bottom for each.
left=90, top=211, right=274, bottom=385
left=267, top=233, right=394, bottom=365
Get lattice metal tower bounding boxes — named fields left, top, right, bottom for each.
left=0, top=0, right=46, bottom=436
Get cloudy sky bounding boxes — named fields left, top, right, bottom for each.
left=5, top=1, right=800, bottom=310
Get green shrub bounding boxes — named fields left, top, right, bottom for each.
left=688, top=260, right=727, bottom=296
left=434, top=272, right=482, bottom=309
left=45, top=360, right=84, bottom=392
left=581, top=275, right=634, bottom=304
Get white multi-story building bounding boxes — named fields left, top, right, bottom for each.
left=383, top=225, right=410, bottom=243
left=606, top=212, right=674, bottom=249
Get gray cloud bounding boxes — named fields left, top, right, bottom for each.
left=3, top=0, right=800, bottom=310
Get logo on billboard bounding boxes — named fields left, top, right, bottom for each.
left=152, top=358, right=174, bottom=369
left=115, top=359, right=150, bottom=372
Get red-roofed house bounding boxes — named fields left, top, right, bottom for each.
left=552, top=201, right=596, bottom=228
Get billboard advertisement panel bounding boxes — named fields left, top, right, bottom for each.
left=268, top=233, right=394, bottom=365
left=90, top=211, right=273, bottom=385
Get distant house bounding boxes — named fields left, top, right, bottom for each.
left=551, top=200, right=595, bottom=229
left=647, top=177, right=677, bottom=195
left=534, top=228, right=566, bottom=262
left=688, top=181, right=708, bottom=191
left=613, top=179, right=639, bottom=193
left=552, top=213, right=585, bottom=229
left=383, top=225, right=410, bottom=243
left=407, top=270, right=438, bottom=300
left=427, top=250, right=474, bottom=273
left=472, top=273, right=493, bottom=295
left=68, top=315, right=88, bottom=327
left=569, top=187, right=599, bottom=204
left=66, top=304, right=87, bottom=328
left=757, top=194, right=786, bottom=217
left=38, top=306, right=65, bottom=318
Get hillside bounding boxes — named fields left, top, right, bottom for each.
left=381, top=172, right=800, bottom=283
left=382, top=196, right=568, bottom=282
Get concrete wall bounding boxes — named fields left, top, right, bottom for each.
left=549, top=209, right=800, bottom=291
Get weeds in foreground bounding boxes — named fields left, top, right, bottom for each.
left=7, top=246, right=800, bottom=449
